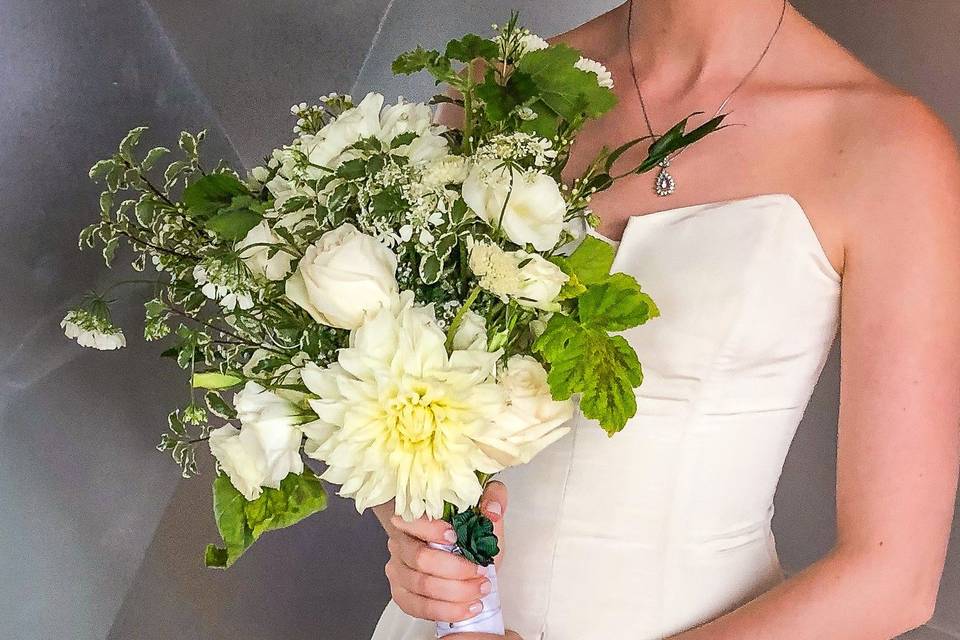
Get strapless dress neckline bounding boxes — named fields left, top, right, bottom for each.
left=589, top=192, right=841, bottom=284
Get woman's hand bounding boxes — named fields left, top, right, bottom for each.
left=375, top=481, right=508, bottom=623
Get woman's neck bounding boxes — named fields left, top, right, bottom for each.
left=621, top=0, right=792, bottom=99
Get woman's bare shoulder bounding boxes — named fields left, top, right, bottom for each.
left=543, top=4, right=624, bottom=54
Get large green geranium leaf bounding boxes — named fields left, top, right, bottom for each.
left=205, top=468, right=327, bottom=568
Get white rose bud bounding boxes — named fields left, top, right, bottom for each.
left=236, top=219, right=296, bottom=281
left=451, top=309, right=488, bottom=351
left=461, top=159, right=567, bottom=251
left=285, top=223, right=399, bottom=330
left=208, top=381, right=305, bottom=500
left=484, top=355, right=574, bottom=467
left=514, top=253, right=569, bottom=312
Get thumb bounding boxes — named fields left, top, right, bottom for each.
left=479, top=480, right=508, bottom=566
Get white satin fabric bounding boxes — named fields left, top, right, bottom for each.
left=371, top=193, right=842, bottom=640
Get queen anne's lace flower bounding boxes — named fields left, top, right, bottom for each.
left=193, top=261, right=255, bottom=311
left=61, top=309, right=126, bottom=350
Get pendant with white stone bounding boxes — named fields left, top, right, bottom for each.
left=654, top=157, right=676, bottom=197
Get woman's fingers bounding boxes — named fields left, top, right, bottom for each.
left=388, top=531, right=484, bottom=580
left=390, top=584, right=483, bottom=623
left=385, top=556, right=489, bottom=603
left=479, top=480, right=508, bottom=567
left=390, top=513, right=458, bottom=545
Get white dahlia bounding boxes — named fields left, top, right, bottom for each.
left=299, top=291, right=513, bottom=521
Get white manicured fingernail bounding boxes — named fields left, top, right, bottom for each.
left=485, top=501, right=502, bottom=518
left=469, top=601, right=483, bottom=614
left=443, top=529, right=457, bottom=543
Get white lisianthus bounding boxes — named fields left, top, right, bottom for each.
left=299, top=91, right=385, bottom=170
left=264, top=173, right=303, bottom=209
left=468, top=240, right=569, bottom=311
left=377, top=98, right=435, bottom=143
left=461, top=158, right=567, bottom=251
left=300, top=291, right=507, bottom=520
left=60, top=309, right=126, bottom=350
left=401, top=130, right=450, bottom=164
left=477, top=355, right=574, bottom=467
left=574, top=56, right=614, bottom=89
left=285, top=223, right=399, bottom=330
left=208, top=381, right=305, bottom=501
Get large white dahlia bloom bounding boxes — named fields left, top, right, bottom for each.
left=299, top=292, right=516, bottom=521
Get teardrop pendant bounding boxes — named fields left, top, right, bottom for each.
left=654, top=158, right=676, bottom=197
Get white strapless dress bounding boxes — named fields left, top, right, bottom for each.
left=371, top=192, right=842, bottom=640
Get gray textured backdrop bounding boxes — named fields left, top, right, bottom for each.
left=1, top=1, right=957, bottom=639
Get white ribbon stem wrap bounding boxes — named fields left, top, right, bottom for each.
left=428, top=541, right=505, bottom=638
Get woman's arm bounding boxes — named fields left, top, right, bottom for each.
left=667, top=99, right=960, bottom=640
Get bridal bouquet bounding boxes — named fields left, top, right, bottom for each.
left=65, top=11, right=721, bottom=635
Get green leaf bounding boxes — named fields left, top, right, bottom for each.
left=578, top=273, right=659, bottom=332
left=516, top=44, right=617, bottom=121
left=179, top=131, right=198, bottom=156
left=391, top=46, right=452, bottom=82
left=182, top=173, right=247, bottom=220
left=336, top=157, right=368, bottom=179
left=205, top=469, right=327, bottom=568
left=141, top=146, right=170, bottom=171
left=205, top=390, right=237, bottom=420
left=533, top=271, right=659, bottom=434
left=419, top=253, right=443, bottom=285
left=118, top=126, right=148, bottom=160
left=88, top=159, right=116, bottom=182
left=192, top=371, right=243, bottom=389
left=444, top=34, right=498, bottom=63
left=533, top=314, right=642, bottom=435
left=203, top=207, right=261, bottom=241
left=563, top=235, right=615, bottom=285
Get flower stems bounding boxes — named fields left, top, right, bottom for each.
left=444, top=285, right=481, bottom=352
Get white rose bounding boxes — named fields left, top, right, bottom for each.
left=451, top=309, right=488, bottom=351
left=301, top=91, right=384, bottom=169
left=208, top=381, right=305, bottom=500
left=285, top=223, right=399, bottom=329
left=461, top=158, right=567, bottom=251
left=482, top=355, right=574, bottom=467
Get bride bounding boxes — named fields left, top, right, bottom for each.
left=369, top=1, right=960, bottom=638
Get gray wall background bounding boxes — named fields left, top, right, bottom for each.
left=0, top=1, right=957, bottom=638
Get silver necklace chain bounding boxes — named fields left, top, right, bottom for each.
left=626, top=0, right=788, bottom=196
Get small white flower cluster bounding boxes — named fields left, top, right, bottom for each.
left=61, top=309, right=126, bottom=350
left=193, top=259, right=255, bottom=311
left=574, top=56, right=614, bottom=89
left=473, top=131, right=558, bottom=168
